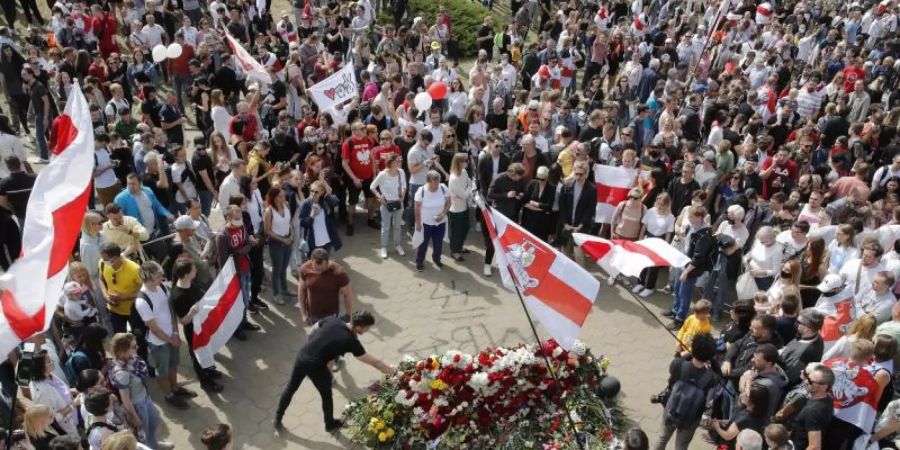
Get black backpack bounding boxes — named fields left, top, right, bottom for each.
left=664, top=361, right=713, bottom=427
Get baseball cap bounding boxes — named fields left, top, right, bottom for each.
left=174, top=215, right=199, bottom=231
left=431, top=41, right=441, bottom=50
left=817, top=273, right=844, bottom=292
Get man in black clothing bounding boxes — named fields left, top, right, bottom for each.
left=274, top=311, right=394, bottom=431
left=557, top=161, right=597, bottom=262
left=720, top=314, right=784, bottom=420
left=0, top=202, right=20, bottom=271
left=190, top=137, right=216, bottom=217
left=666, top=161, right=701, bottom=223
left=780, top=308, right=825, bottom=386
left=0, top=155, right=36, bottom=224
left=169, top=259, right=224, bottom=393
left=790, top=366, right=834, bottom=450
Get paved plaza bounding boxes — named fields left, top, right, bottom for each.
left=155, top=222, right=690, bottom=449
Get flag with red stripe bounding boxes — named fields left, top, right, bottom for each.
left=482, top=206, right=599, bottom=349
left=823, top=357, right=880, bottom=449
left=594, top=164, right=639, bottom=224
left=193, top=257, right=244, bottom=368
left=572, top=234, right=691, bottom=278
left=223, top=32, right=272, bottom=86
left=0, top=82, right=94, bottom=358
left=820, top=292, right=856, bottom=352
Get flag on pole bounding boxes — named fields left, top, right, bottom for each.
left=823, top=357, right=880, bottom=450
left=0, top=82, right=94, bottom=358
left=223, top=32, right=271, bottom=86
left=192, top=257, right=244, bottom=368
left=594, top=164, right=639, bottom=224
left=572, top=234, right=691, bottom=278
left=482, top=205, right=599, bottom=349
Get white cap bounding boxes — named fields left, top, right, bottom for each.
left=174, top=215, right=199, bottom=231
left=817, top=273, right=844, bottom=292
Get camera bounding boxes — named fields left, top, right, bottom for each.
left=14, top=343, right=36, bottom=387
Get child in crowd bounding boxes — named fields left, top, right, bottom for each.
left=754, top=292, right=772, bottom=315
left=675, top=298, right=712, bottom=356
left=59, top=281, right=99, bottom=344
left=764, top=423, right=793, bottom=450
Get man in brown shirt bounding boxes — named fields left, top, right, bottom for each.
left=298, top=248, right=354, bottom=325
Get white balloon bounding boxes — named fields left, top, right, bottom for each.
left=166, top=43, right=183, bottom=59
left=414, top=92, right=432, bottom=112
left=151, top=45, right=168, bottom=63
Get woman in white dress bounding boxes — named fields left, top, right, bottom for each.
left=210, top=90, right=232, bottom=144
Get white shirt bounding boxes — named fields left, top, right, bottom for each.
left=448, top=171, right=471, bottom=213
left=840, top=258, right=886, bottom=301
left=135, top=285, right=174, bottom=346
left=170, top=161, right=198, bottom=203
left=93, top=148, right=119, bottom=188
left=371, top=170, right=406, bottom=202
left=415, top=184, right=449, bottom=226
left=748, top=241, right=784, bottom=277
left=641, top=207, right=675, bottom=237
left=141, top=23, right=166, bottom=47
left=716, top=221, right=750, bottom=248
left=218, top=174, right=241, bottom=213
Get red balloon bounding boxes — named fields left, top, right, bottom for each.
left=427, top=82, right=448, bottom=100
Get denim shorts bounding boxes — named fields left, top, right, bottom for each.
left=149, top=343, right=180, bottom=374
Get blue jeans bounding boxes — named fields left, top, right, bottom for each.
left=268, top=240, right=292, bottom=296
left=379, top=204, right=403, bottom=249
left=173, top=74, right=193, bottom=112
left=239, top=271, right=251, bottom=322
left=198, top=190, right=213, bottom=216
left=35, top=114, right=48, bottom=160
left=134, top=395, right=161, bottom=449
left=671, top=275, right=698, bottom=321
left=416, top=222, right=445, bottom=267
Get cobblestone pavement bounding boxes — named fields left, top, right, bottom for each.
left=151, top=217, right=693, bottom=449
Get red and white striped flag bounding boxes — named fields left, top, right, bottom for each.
left=823, top=357, right=880, bottom=449
left=224, top=32, right=272, bottom=87
left=193, top=257, right=244, bottom=368
left=483, top=206, right=599, bottom=349
left=573, top=234, right=691, bottom=278
left=594, top=164, right=639, bottom=224
left=820, top=294, right=856, bottom=351
left=0, top=83, right=94, bottom=357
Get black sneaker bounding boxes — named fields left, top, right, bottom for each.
left=346, top=224, right=355, bottom=236
left=164, top=394, right=189, bottom=409
left=325, top=419, right=344, bottom=432
left=416, top=264, right=424, bottom=272
left=201, top=381, right=224, bottom=393
left=233, top=330, right=248, bottom=341
left=206, top=368, right=224, bottom=380
left=252, top=299, right=269, bottom=310
left=669, top=320, right=684, bottom=330
left=248, top=303, right=260, bottom=314
left=274, top=418, right=285, bottom=430
left=242, top=321, right=261, bottom=331
left=173, top=386, right=198, bottom=398
left=367, top=218, right=380, bottom=229
left=660, top=310, right=676, bottom=318
left=433, top=260, right=444, bottom=270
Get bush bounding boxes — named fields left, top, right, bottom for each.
left=379, top=0, right=509, bottom=57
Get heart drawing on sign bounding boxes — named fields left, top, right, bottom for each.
left=324, top=88, right=337, bottom=100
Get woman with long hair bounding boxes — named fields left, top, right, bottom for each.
left=710, top=382, right=769, bottom=448
left=766, top=260, right=802, bottom=306
left=868, top=335, right=897, bottom=413
left=823, top=315, right=878, bottom=360
left=298, top=179, right=342, bottom=254
left=24, top=404, right=67, bottom=450
left=209, top=89, right=232, bottom=143
left=239, top=175, right=266, bottom=311
left=371, top=153, right=407, bottom=259
left=28, top=350, right=79, bottom=436
left=446, top=153, right=472, bottom=261
left=633, top=193, right=675, bottom=297
left=264, top=186, right=295, bottom=303
left=799, top=236, right=828, bottom=308
left=68, top=261, right=108, bottom=332
left=446, top=78, right=468, bottom=119
left=825, top=224, right=859, bottom=274
left=209, top=131, right=237, bottom=188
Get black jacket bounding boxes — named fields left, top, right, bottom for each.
left=521, top=180, right=556, bottom=236
left=685, top=226, right=714, bottom=276
left=512, top=151, right=550, bottom=181
left=477, top=151, right=511, bottom=198
left=723, top=332, right=785, bottom=380
left=0, top=207, right=20, bottom=271
left=557, top=180, right=597, bottom=230
left=488, top=173, right=527, bottom=220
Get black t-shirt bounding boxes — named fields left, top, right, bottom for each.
left=191, top=150, right=215, bottom=192
left=110, top=146, right=136, bottom=184
left=0, top=172, right=36, bottom=218
left=170, top=283, right=204, bottom=335
left=578, top=125, right=602, bottom=143
left=142, top=172, right=171, bottom=208
left=29, top=81, right=57, bottom=118
left=727, top=409, right=765, bottom=450
left=478, top=25, right=494, bottom=58
left=298, top=317, right=366, bottom=366
left=791, top=396, right=833, bottom=450
left=486, top=111, right=508, bottom=131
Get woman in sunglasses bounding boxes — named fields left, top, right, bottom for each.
left=299, top=180, right=343, bottom=256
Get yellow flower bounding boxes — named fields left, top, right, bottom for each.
left=378, top=432, right=388, bottom=442
left=370, top=417, right=379, bottom=425
left=375, top=421, right=385, bottom=431
left=429, top=379, right=449, bottom=390
left=386, top=428, right=395, bottom=438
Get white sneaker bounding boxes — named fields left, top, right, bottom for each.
left=607, top=275, right=617, bottom=286
left=483, top=264, right=492, bottom=277
left=379, top=248, right=388, bottom=259
left=631, top=284, right=645, bottom=294
left=639, top=288, right=654, bottom=298
left=395, top=245, right=406, bottom=256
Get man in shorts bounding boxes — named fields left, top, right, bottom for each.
left=135, top=260, right=196, bottom=409
left=341, top=121, right=378, bottom=235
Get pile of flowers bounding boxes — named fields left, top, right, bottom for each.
left=343, top=340, right=627, bottom=449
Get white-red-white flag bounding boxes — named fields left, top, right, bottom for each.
left=820, top=293, right=856, bottom=351
left=482, top=206, right=599, bottom=350
left=224, top=32, right=272, bottom=86
left=0, top=82, right=94, bottom=357
left=192, top=257, right=244, bottom=368
left=573, top=234, right=691, bottom=278
left=594, top=164, right=639, bottom=224
left=823, top=357, right=880, bottom=449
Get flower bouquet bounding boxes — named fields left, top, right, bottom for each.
left=342, top=340, right=627, bottom=449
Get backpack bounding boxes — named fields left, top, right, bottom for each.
left=664, top=361, right=713, bottom=427
left=136, top=285, right=169, bottom=312
left=63, top=351, right=88, bottom=386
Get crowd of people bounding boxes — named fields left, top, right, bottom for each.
left=0, top=0, right=898, bottom=445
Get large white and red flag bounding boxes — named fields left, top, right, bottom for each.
left=192, top=257, right=244, bottom=368
left=0, top=83, right=94, bottom=357
left=572, top=234, right=691, bottom=278
left=223, top=32, right=271, bottom=86
left=594, top=164, right=640, bottom=224
left=823, top=357, right=880, bottom=449
left=482, top=206, right=599, bottom=349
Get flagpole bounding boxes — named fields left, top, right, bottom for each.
left=481, top=204, right=587, bottom=450
left=683, top=0, right=729, bottom=96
